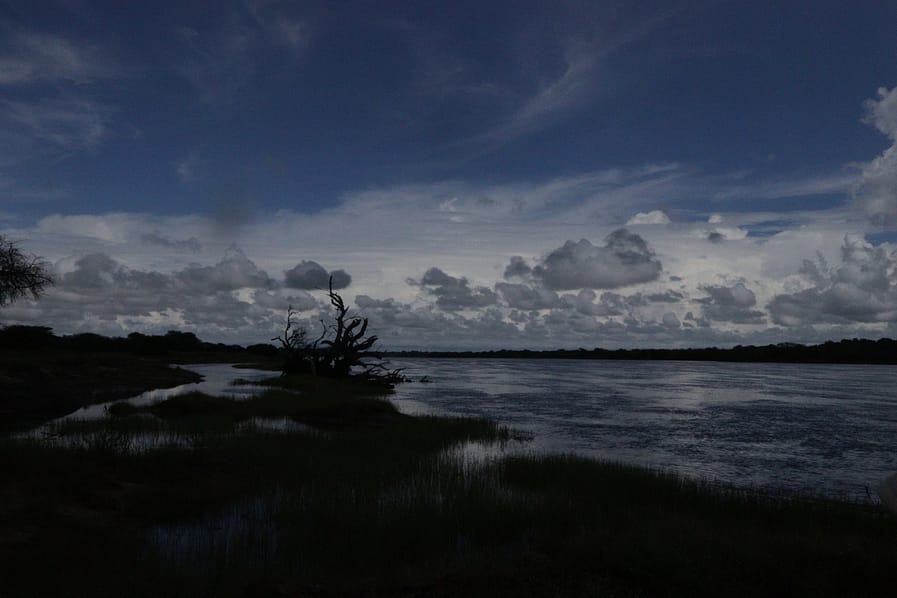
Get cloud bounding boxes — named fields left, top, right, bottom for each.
left=415, top=267, right=497, bottom=311
left=565, top=289, right=625, bottom=317
left=0, top=31, right=116, bottom=85
left=452, top=7, right=677, bottom=154
left=563, top=287, right=685, bottom=319
left=864, top=86, right=897, bottom=139
left=503, top=256, right=533, bottom=280
left=140, top=231, right=202, bottom=253
left=853, top=85, right=897, bottom=228
left=696, top=282, right=765, bottom=324
left=175, top=6, right=310, bottom=107
left=768, top=236, right=897, bottom=325
left=644, top=290, right=685, bottom=303
left=176, top=152, right=202, bottom=183
left=7, top=162, right=892, bottom=348
left=63, top=253, right=127, bottom=290
left=495, top=282, right=562, bottom=310
left=533, top=229, right=662, bottom=290
left=176, top=246, right=275, bottom=292
left=2, top=98, right=109, bottom=151
left=284, top=260, right=351, bottom=290
left=252, top=289, right=317, bottom=311
left=4, top=246, right=302, bottom=342
left=662, top=312, right=681, bottom=329
left=626, top=210, right=671, bottom=225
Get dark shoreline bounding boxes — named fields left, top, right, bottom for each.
left=386, top=337, right=897, bottom=365
left=0, top=351, right=203, bottom=431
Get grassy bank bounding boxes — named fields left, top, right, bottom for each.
left=0, top=348, right=281, bottom=432
left=0, top=350, right=205, bottom=432
left=2, top=373, right=896, bottom=597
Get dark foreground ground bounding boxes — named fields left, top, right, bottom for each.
left=0, top=351, right=206, bottom=432
left=1, top=359, right=896, bottom=597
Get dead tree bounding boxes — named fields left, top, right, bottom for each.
left=272, top=305, right=320, bottom=375
left=274, top=276, right=406, bottom=385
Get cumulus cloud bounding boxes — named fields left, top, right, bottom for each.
left=768, top=236, right=897, bottom=325
left=562, top=288, right=685, bottom=318
left=864, top=86, right=897, bottom=139
left=644, top=290, right=685, bottom=303
left=415, top=267, right=497, bottom=311
left=532, top=228, right=662, bottom=290
left=854, top=85, right=897, bottom=227
left=284, top=260, right=351, bottom=290
left=565, top=289, right=625, bottom=317
left=626, top=210, right=671, bottom=225
left=177, top=246, right=275, bottom=292
left=495, top=282, right=562, bottom=310
left=252, top=289, right=317, bottom=312
left=355, top=295, right=400, bottom=310
left=10, top=247, right=301, bottom=342
left=697, top=282, right=765, bottom=324
left=503, top=256, right=532, bottom=280
left=662, top=312, right=681, bottom=328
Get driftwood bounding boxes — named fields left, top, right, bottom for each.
left=272, top=277, right=406, bottom=385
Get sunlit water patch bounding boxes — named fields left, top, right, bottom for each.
left=389, top=358, right=897, bottom=500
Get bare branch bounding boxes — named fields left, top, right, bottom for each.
left=0, top=236, right=54, bottom=307
left=274, top=274, right=401, bottom=385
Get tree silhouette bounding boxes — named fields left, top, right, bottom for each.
left=0, top=235, right=53, bottom=307
left=273, top=276, right=405, bottom=384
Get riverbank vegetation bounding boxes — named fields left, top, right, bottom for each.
left=2, top=371, right=896, bottom=597
left=0, top=326, right=277, bottom=430
left=388, top=337, right=897, bottom=364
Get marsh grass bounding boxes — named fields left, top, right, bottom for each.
left=3, top=377, right=897, bottom=597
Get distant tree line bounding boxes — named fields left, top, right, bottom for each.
left=386, top=338, right=897, bottom=365
left=0, top=325, right=278, bottom=357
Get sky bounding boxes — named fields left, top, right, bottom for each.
left=2, top=0, right=897, bottom=350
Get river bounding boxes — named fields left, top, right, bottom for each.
left=389, top=358, right=897, bottom=500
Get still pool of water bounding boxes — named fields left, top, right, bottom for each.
left=58, top=363, right=276, bottom=421
left=19, top=364, right=282, bottom=450
left=389, top=358, right=897, bottom=499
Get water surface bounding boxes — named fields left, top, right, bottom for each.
left=390, top=358, right=897, bottom=499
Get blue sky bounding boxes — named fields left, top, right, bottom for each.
left=2, top=0, right=897, bottom=348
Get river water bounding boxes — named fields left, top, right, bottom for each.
left=27, top=359, right=897, bottom=500
left=388, top=358, right=897, bottom=500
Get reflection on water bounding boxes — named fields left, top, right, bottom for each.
left=58, top=364, right=275, bottom=422
left=390, top=358, right=897, bottom=499
left=19, top=364, right=289, bottom=451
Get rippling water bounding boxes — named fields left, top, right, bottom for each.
left=389, top=358, right=897, bottom=499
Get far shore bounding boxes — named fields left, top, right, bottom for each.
left=386, top=336, right=897, bottom=365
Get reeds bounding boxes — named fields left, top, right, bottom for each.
left=2, top=382, right=896, bottom=597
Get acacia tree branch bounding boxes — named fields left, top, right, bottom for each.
left=0, top=236, right=54, bottom=307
